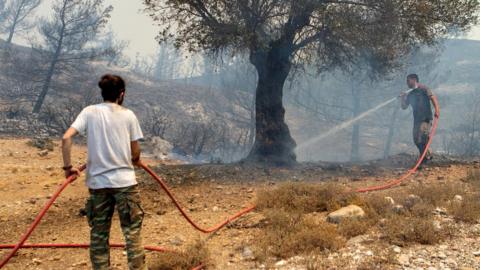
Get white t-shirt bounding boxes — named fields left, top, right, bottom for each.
left=71, top=103, right=144, bottom=189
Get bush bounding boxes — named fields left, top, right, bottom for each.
left=465, top=169, right=480, bottom=191
left=382, top=215, right=447, bottom=246
left=450, top=194, right=480, bottom=223
left=256, top=182, right=356, bottom=214
left=149, top=241, right=210, bottom=270
left=254, top=209, right=345, bottom=261
left=338, top=218, right=373, bottom=239
left=408, top=182, right=464, bottom=207
left=27, top=137, right=55, bottom=151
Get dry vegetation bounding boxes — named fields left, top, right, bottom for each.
left=253, top=175, right=480, bottom=266
left=149, top=241, right=211, bottom=270
left=26, top=137, right=55, bottom=151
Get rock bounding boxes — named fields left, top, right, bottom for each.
left=405, top=194, right=422, bottom=209
left=392, top=246, right=401, bottom=253
left=453, top=195, right=463, bottom=203
left=414, top=258, right=426, bottom=264
left=38, top=150, right=49, bottom=157
left=241, top=246, right=254, bottom=260
left=365, top=250, right=373, bottom=256
left=472, top=251, right=480, bottom=257
left=432, top=220, right=442, bottom=231
left=384, top=196, right=395, bottom=205
left=445, top=258, right=457, bottom=267
left=169, top=236, right=184, bottom=246
left=436, top=252, right=447, bottom=259
left=393, top=204, right=406, bottom=214
left=327, top=205, right=365, bottom=224
left=275, top=260, right=287, bottom=267
left=212, top=206, right=220, bottom=212
left=433, top=207, right=448, bottom=216
left=397, top=254, right=410, bottom=265
left=32, top=258, right=42, bottom=265
left=378, top=218, right=387, bottom=227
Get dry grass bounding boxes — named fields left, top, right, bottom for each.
left=407, top=182, right=465, bottom=207
left=256, top=182, right=359, bottom=214
left=465, top=169, right=480, bottom=191
left=27, top=137, right=54, bottom=151
left=382, top=215, right=448, bottom=246
left=450, top=194, right=480, bottom=223
left=337, top=218, right=374, bottom=239
left=149, top=241, right=211, bottom=270
left=254, top=182, right=387, bottom=261
left=254, top=180, right=472, bottom=262
left=357, top=255, right=395, bottom=270
left=254, top=209, right=345, bottom=261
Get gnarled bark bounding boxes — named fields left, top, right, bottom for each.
left=245, top=45, right=296, bottom=165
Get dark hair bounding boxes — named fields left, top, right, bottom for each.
left=98, top=74, right=125, bottom=102
left=407, top=74, right=419, bottom=82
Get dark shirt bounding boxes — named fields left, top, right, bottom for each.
left=406, top=88, right=433, bottom=123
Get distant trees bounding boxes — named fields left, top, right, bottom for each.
left=32, top=0, right=112, bottom=113
left=100, top=29, right=130, bottom=67
left=153, top=44, right=181, bottom=81
left=1, top=0, right=42, bottom=44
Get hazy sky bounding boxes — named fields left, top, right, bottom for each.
left=9, top=0, right=480, bottom=60
left=18, top=0, right=159, bottom=59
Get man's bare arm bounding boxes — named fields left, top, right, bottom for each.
left=62, top=127, right=80, bottom=177
left=131, top=140, right=141, bottom=166
left=400, top=92, right=409, bottom=110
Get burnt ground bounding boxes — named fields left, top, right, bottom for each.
left=0, top=138, right=479, bottom=269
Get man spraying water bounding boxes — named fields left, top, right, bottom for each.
left=400, top=74, right=440, bottom=166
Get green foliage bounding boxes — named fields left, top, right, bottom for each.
left=145, top=0, right=479, bottom=72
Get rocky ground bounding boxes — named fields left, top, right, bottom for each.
left=1, top=137, right=480, bottom=269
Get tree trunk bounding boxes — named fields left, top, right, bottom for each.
left=32, top=59, right=58, bottom=113
left=383, top=106, right=400, bottom=159
left=6, top=5, right=20, bottom=44
left=246, top=47, right=296, bottom=165
left=32, top=2, right=66, bottom=113
left=6, top=25, right=16, bottom=44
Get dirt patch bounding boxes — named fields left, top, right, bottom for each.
left=1, top=137, right=480, bottom=269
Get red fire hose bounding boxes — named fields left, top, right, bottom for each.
left=356, top=95, right=440, bottom=192
left=0, top=243, right=172, bottom=252
left=0, top=95, right=439, bottom=269
left=0, top=164, right=87, bottom=268
left=139, top=163, right=255, bottom=233
left=0, top=163, right=254, bottom=269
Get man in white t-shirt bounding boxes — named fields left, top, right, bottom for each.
left=62, top=74, right=146, bottom=270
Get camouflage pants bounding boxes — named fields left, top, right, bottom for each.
left=85, top=185, right=146, bottom=270
left=413, top=121, right=432, bottom=160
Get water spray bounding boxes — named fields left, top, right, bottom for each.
left=296, top=89, right=415, bottom=152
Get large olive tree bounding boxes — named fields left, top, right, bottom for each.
left=144, top=0, right=478, bottom=165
